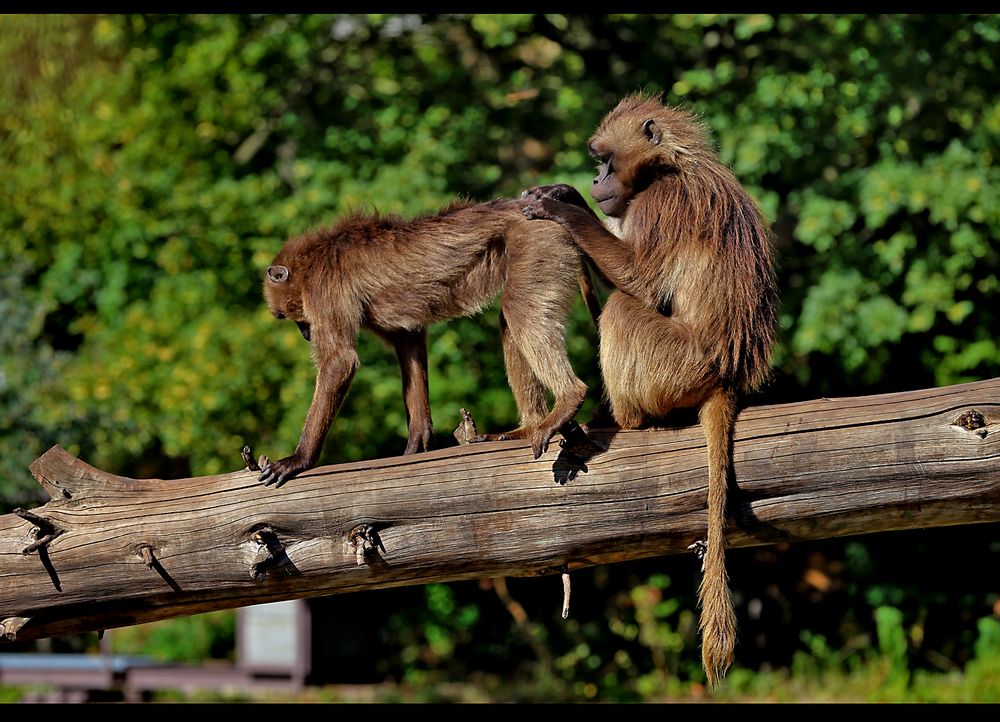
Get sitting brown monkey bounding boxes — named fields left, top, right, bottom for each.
left=521, top=93, right=778, bottom=687
left=258, top=198, right=599, bottom=487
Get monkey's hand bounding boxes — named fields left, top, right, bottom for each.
left=258, top=453, right=312, bottom=488
left=521, top=184, right=590, bottom=211
left=522, top=196, right=587, bottom=225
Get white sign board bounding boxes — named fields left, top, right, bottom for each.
left=237, top=599, right=308, bottom=676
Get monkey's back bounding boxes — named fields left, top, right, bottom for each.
left=304, top=200, right=579, bottom=334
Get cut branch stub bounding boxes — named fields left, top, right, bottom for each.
left=688, top=540, right=707, bottom=571
left=453, top=408, right=479, bottom=445
left=239, top=444, right=270, bottom=473
left=241, top=445, right=260, bottom=472
left=1, top=617, right=30, bottom=641
left=14, top=507, right=63, bottom=555
left=28, top=444, right=134, bottom=500
left=561, top=566, right=571, bottom=620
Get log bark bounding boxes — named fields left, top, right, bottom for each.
left=1, top=378, right=998, bottom=643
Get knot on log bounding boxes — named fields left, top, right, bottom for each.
left=135, top=544, right=182, bottom=592
left=249, top=527, right=284, bottom=582
left=14, top=508, right=63, bottom=555
left=139, top=545, right=156, bottom=569
left=348, top=524, right=380, bottom=566
left=954, top=409, right=989, bottom=438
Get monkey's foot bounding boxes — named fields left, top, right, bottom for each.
left=464, top=427, right=531, bottom=444
left=258, top=453, right=311, bottom=488
left=457, top=416, right=559, bottom=459
left=463, top=427, right=552, bottom=459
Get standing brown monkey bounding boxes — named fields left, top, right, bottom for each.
left=522, top=93, right=778, bottom=686
left=257, top=199, right=598, bottom=487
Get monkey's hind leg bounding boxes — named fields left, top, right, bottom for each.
left=463, top=311, right=550, bottom=446
left=500, top=299, right=587, bottom=460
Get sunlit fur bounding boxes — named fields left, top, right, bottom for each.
left=259, top=199, right=594, bottom=485
left=591, top=93, right=777, bottom=393
left=523, top=93, right=778, bottom=687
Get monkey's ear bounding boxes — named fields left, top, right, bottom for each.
left=267, top=265, right=290, bottom=283
left=642, top=119, right=661, bottom=146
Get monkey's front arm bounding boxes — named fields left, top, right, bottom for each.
left=521, top=192, right=643, bottom=299
left=259, top=332, right=360, bottom=488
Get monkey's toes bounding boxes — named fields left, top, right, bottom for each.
left=531, top=431, right=553, bottom=459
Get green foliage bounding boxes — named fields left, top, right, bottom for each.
left=109, top=610, right=236, bottom=664
left=874, top=605, right=910, bottom=690
left=1, top=13, right=998, bottom=700
left=3, top=13, right=997, bottom=480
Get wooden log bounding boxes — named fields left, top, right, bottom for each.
left=1, top=378, right=998, bottom=643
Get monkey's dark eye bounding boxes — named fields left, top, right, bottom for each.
left=274, top=311, right=286, bottom=320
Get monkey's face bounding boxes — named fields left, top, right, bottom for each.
left=264, top=265, right=312, bottom=341
left=590, top=105, right=681, bottom=218
left=590, top=149, right=628, bottom=218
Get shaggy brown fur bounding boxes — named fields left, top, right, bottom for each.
left=522, top=93, right=778, bottom=687
left=258, top=198, right=597, bottom=487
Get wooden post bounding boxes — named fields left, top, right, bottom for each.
left=1, top=378, right=998, bottom=643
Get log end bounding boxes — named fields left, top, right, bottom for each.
left=28, top=444, right=131, bottom=501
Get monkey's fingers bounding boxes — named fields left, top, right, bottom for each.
left=258, top=463, right=285, bottom=487
left=521, top=202, right=545, bottom=221
left=520, top=183, right=583, bottom=205
left=258, top=465, right=278, bottom=486
left=259, top=456, right=305, bottom=488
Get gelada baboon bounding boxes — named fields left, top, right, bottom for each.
left=258, top=199, right=599, bottom=487
left=522, top=93, right=778, bottom=686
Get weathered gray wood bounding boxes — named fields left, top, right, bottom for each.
left=1, top=378, right=998, bottom=642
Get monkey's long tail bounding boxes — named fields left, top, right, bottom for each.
left=698, top=387, right=739, bottom=688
